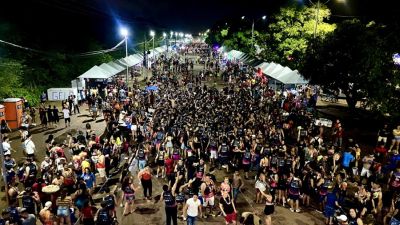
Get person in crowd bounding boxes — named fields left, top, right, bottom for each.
left=56, top=189, right=72, bottom=225
left=0, top=119, right=12, bottom=137
left=121, top=176, right=139, bottom=216
left=183, top=194, right=202, bottom=225
left=39, top=201, right=55, bottom=225
left=19, top=207, right=36, bottom=225
left=200, top=174, right=216, bottom=218
left=138, top=166, right=153, bottom=200
left=62, top=106, right=71, bottom=127
left=81, top=168, right=96, bottom=194
left=232, top=170, right=245, bottom=202
left=160, top=183, right=178, bottom=225
left=219, top=188, right=238, bottom=225
left=390, top=125, right=400, bottom=152
left=5, top=45, right=400, bottom=225
left=23, top=134, right=36, bottom=159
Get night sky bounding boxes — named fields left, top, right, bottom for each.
left=0, top=0, right=399, bottom=51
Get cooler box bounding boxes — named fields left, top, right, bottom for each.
left=3, top=98, right=23, bottom=129
left=0, top=104, right=5, bottom=123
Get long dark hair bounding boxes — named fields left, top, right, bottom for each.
left=243, top=214, right=255, bottom=225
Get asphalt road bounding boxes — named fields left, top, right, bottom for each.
left=0, top=55, right=326, bottom=225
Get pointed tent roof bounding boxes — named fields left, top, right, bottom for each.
left=107, top=61, right=125, bottom=72
left=275, top=70, right=308, bottom=84
left=99, top=63, right=120, bottom=76
left=78, top=66, right=110, bottom=79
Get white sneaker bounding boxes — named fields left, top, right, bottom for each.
left=295, top=209, right=301, bottom=213
left=290, top=208, right=294, bottom=212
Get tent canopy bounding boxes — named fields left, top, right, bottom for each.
left=107, top=61, right=125, bottom=72
left=99, top=63, right=120, bottom=76
left=78, top=66, right=111, bottom=79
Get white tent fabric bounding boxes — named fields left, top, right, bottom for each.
left=120, top=57, right=139, bottom=67
left=264, top=63, right=279, bottom=75
left=78, top=66, right=111, bottom=79
left=275, top=70, right=308, bottom=84
left=222, top=47, right=308, bottom=85
left=107, top=61, right=125, bottom=72
left=99, top=63, right=120, bottom=76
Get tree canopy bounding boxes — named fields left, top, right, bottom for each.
left=301, top=19, right=400, bottom=115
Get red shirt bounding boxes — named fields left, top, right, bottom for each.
left=375, top=146, right=387, bottom=154
left=165, top=158, right=174, bottom=175
left=81, top=206, right=94, bottom=219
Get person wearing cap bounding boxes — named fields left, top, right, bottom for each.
left=19, top=207, right=36, bottom=225
left=324, top=185, right=340, bottom=225
left=39, top=201, right=55, bottom=225
left=336, top=215, right=348, bottom=225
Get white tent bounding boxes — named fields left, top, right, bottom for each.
left=269, top=65, right=286, bottom=78
left=78, top=66, right=110, bottom=79
left=264, top=63, right=280, bottom=75
left=99, top=63, right=120, bottom=76
left=271, top=66, right=292, bottom=79
left=275, top=70, right=308, bottom=84
left=107, top=61, right=125, bottom=72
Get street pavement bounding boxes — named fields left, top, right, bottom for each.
left=0, top=57, right=326, bottom=225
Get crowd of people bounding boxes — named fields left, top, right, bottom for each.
left=1, top=43, right=400, bottom=225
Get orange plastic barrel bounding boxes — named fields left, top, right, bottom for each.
left=0, top=104, right=5, bottom=123
left=3, top=98, right=23, bottom=129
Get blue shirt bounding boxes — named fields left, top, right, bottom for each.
left=390, top=155, right=400, bottom=170
left=326, top=192, right=337, bottom=207
left=81, top=173, right=95, bottom=188
left=342, top=152, right=354, bottom=167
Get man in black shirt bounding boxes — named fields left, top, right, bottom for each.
left=160, top=183, right=178, bottom=225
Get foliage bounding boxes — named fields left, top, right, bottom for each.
left=0, top=22, right=118, bottom=105
left=264, top=5, right=336, bottom=68
left=301, top=19, right=400, bottom=115
left=205, top=5, right=336, bottom=68
left=0, top=60, right=24, bottom=97
left=0, top=60, right=42, bottom=105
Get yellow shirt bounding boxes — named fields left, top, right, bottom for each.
left=81, top=160, right=90, bottom=173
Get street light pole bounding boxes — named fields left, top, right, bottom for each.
left=313, top=0, right=321, bottom=38
left=242, top=16, right=266, bottom=53
left=120, top=28, right=129, bottom=85
left=310, top=0, right=345, bottom=38
left=125, top=37, right=128, bottom=85
left=251, top=19, right=255, bottom=52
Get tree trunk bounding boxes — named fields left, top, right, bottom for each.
left=345, top=95, right=357, bottom=110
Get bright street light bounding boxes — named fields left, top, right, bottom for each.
left=163, top=32, right=167, bottom=38
left=241, top=16, right=245, bottom=20
left=150, top=30, right=155, bottom=37
left=120, top=28, right=128, bottom=37
left=262, top=15, right=267, bottom=20
left=119, top=27, right=129, bottom=85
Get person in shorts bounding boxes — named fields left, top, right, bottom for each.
left=219, top=190, right=237, bottom=225
left=259, top=190, right=274, bottom=225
